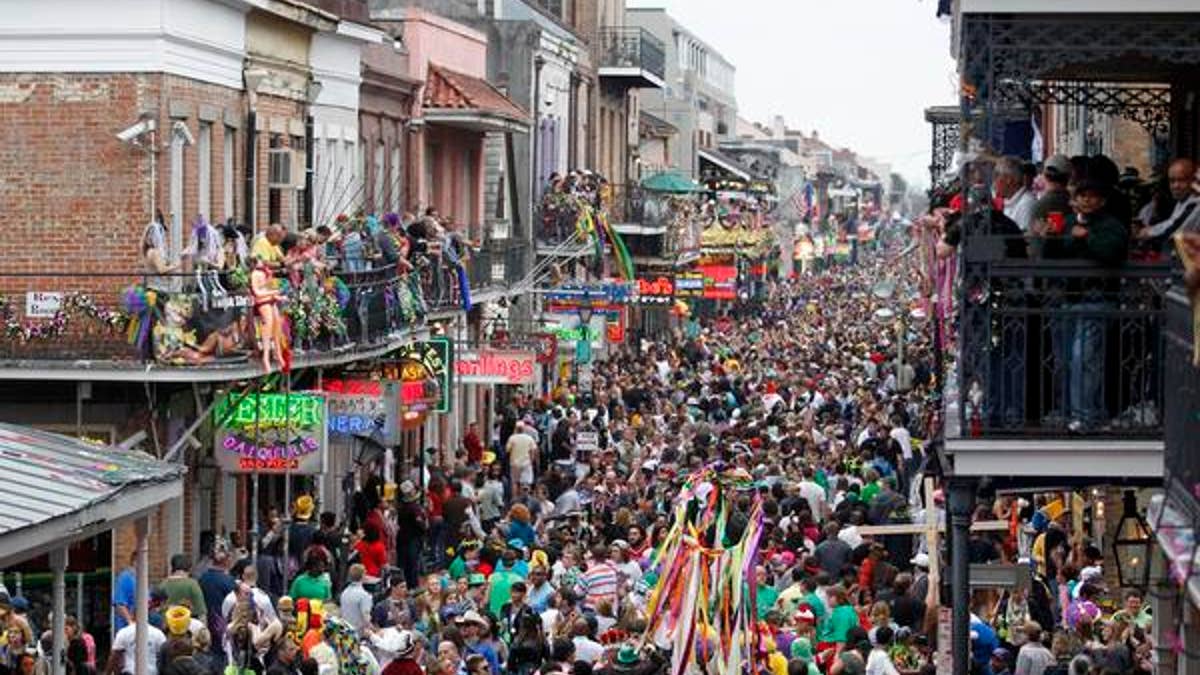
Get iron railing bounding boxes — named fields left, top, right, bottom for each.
left=1165, top=289, right=1200, bottom=512
left=468, top=240, right=532, bottom=290
left=956, top=260, right=1171, bottom=438
left=597, top=27, right=666, bottom=83
left=0, top=251, right=473, bottom=365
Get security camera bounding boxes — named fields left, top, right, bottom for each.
left=116, top=118, right=156, bottom=143
left=172, top=120, right=196, bottom=146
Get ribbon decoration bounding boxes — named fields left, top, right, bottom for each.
left=640, top=463, right=765, bottom=675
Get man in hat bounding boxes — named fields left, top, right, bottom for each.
left=288, top=496, right=317, bottom=569
left=455, top=611, right=500, bottom=674
left=395, top=481, right=427, bottom=589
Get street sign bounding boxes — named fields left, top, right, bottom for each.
left=383, top=338, right=453, bottom=413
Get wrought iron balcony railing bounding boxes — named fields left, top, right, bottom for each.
left=1165, top=289, right=1200, bottom=509
left=597, top=27, right=666, bottom=85
left=0, top=250, right=472, bottom=370
left=468, top=240, right=532, bottom=290
left=954, top=259, right=1171, bottom=439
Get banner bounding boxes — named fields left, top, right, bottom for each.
left=455, top=349, right=538, bottom=385
left=213, top=391, right=328, bottom=474
left=695, top=264, right=738, bottom=300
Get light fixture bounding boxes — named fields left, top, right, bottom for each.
left=1113, top=490, right=1152, bottom=590
left=306, top=80, right=324, bottom=105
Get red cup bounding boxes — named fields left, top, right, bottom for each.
left=1047, top=212, right=1065, bottom=235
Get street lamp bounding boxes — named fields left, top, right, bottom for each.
left=1113, top=490, right=1152, bottom=589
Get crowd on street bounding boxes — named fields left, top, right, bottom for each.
left=8, top=150, right=1194, bottom=674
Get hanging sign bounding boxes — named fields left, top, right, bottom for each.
left=674, top=272, right=705, bottom=298
left=634, top=276, right=675, bottom=304
left=382, top=338, right=453, bottom=413
left=696, top=264, right=738, bottom=300
left=320, top=378, right=388, bottom=437
left=213, top=392, right=328, bottom=474
left=455, top=349, right=538, bottom=385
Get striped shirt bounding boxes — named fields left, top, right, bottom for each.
left=577, top=561, right=620, bottom=611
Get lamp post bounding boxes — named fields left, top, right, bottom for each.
left=1113, top=490, right=1152, bottom=590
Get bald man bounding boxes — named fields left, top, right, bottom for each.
left=1138, top=158, right=1200, bottom=250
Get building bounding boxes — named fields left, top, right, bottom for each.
left=628, top=6, right=736, bottom=180
left=0, top=0, right=513, bottom=630
left=928, top=2, right=1200, bottom=671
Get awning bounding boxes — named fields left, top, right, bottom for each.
left=698, top=148, right=750, bottom=180
left=0, top=424, right=185, bottom=567
left=614, top=223, right=668, bottom=236
left=423, top=64, right=530, bottom=134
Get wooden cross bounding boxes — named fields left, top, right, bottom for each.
left=855, top=478, right=1010, bottom=604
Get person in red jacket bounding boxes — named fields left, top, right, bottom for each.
left=463, top=422, right=485, bottom=465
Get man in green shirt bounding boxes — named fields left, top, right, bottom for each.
left=289, top=555, right=332, bottom=602
left=754, top=566, right=779, bottom=620
left=487, top=549, right=525, bottom=618
left=816, top=586, right=861, bottom=645
left=160, top=554, right=206, bottom=618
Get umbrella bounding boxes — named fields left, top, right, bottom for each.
left=640, top=170, right=701, bottom=194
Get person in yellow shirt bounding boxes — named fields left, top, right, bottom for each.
left=250, top=224, right=286, bottom=265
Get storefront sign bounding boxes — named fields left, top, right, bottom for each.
left=25, top=292, right=63, bottom=318
left=674, top=273, right=705, bottom=298
left=634, top=276, right=675, bottom=304
left=382, top=338, right=453, bottom=413
left=551, top=325, right=601, bottom=342
left=696, top=264, right=738, bottom=300
left=544, top=281, right=634, bottom=308
left=605, top=309, right=626, bottom=344
left=320, top=378, right=388, bottom=437
left=455, top=350, right=537, bottom=385
left=213, top=392, right=328, bottom=474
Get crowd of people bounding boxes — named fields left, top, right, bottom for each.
left=6, top=165, right=1189, bottom=675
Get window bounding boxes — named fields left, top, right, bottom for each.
left=268, top=134, right=283, bottom=226
left=390, top=144, right=402, bottom=213
left=169, top=131, right=185, bottom=255
left=198, top=123, right=212, bottom=221
left=374, top=142, right=385, bottom=215
left=223, top=126, right=235, bottom=221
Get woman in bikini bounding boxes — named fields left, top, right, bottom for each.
left=250, top=256, right=288, bottom=372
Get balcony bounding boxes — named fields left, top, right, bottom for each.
left=943, top=259, right=1171, bottom=482
left=0, top=250, right=474, bottom=381
left=1165, top=289, right=1200, bottom=508
left=468, top=240, right=532, bottom=297
left=597, top=27, right=666, bottom=90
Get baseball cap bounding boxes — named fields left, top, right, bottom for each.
left=1044, top=154, right=1071, bottom=179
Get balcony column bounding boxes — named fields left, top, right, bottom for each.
left=948, top=478, right=975, bottom=675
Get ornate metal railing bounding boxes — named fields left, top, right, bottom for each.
left=956, top=260, right=1171, bottom=438
left=597, top=27, right=666, bottom=83
left=468, top=240, right=531, bottom=290
left=1165, top=289, right=1200, bottom=509
left=0, top=255, right=465, bottom=366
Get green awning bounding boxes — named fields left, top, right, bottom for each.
left=640, top=170, right=701, bottom=194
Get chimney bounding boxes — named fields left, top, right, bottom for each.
left=771, top=115, right=785, bottom=139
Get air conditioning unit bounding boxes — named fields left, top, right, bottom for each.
left=267, top=148, right=294, bottom=188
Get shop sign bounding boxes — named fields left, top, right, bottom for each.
left=382, top=338, right=453, bottom=413
left=674, top=273, right=705, bottom=298
left=550, top=325, right=601, bottom=342
left=605, top=309, right=626, bottom=344
left=213, top=392, right=327, bottom=474
left=25, top=292, right=63, bottom=318
left=455, top=350, right=537, bottom=385
left=544, top=281, right=634, bottom=307
left=576, top=430, right=599, bottom=459
left=320, top=378, right=388, bottom=437
left=696, top=264, right=738, bottom=300
left=634, top=276, right=674, bottom=304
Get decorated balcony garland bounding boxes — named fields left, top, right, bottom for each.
left=0, top=292, right=133, bottom=343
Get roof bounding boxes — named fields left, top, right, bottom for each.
left=423, top=63, right=529, bottom=124
left=639, top=111, right=678, bottom=137
left=0, top=423, right=185, bottom=566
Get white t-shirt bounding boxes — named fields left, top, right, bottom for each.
left=112, top=623, right=167, bottom=675
left=572, top=636, right=605, bottom=664
left=798, top=480, right=826, bottom=519
left=889, top=427, right=913, bottom=460
left=866, top=647, right=901, bottom=675
left=507, top=433, right=537, bottom=467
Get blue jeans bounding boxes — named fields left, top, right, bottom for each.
left=1052, top=302, right=1107, bottom=426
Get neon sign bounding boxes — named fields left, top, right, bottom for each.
left=213, top=392, right=327, bottom=475
left=455, top=350, right=537, bottom=385
left=634, top=276, right=675, bottom=303
left=382, top=338, right=453, bottom=413
left=321, top=378, right=387, bottom=437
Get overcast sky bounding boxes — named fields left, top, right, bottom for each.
left=627, top=0, right=957, bottom=188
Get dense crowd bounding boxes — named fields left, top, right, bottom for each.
left=6, top=160, right=1188, bottom=674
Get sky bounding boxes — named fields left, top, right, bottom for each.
left=626, top=0, right=958, bottom=188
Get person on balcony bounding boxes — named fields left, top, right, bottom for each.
left=144, top=210, right=180, bottom=294
left=995, top=156, right=1037, bottom=232
left=1134, top=158, right=1200, bottom=253
left=1030, top=156, right=1073, bottom=245
left=251, top=224, right=286, bottom=267
left=1039, top=179, right=1129, bottom=432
